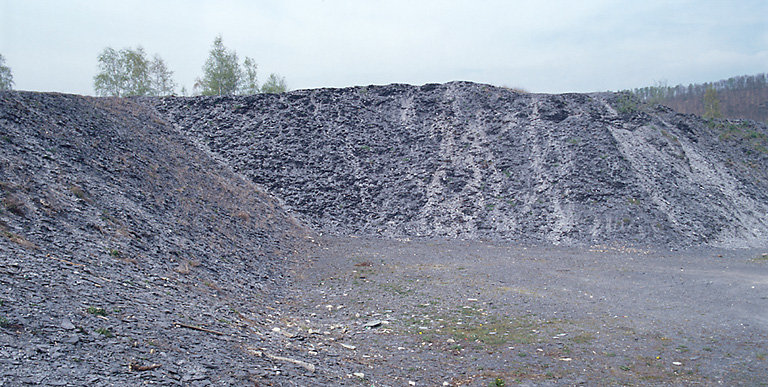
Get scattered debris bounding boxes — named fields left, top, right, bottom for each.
left=174, top=322, right=224, bottom=336
left=265, top=353, right=316, bottom=373
left=129, top=363, right=162, bottom=372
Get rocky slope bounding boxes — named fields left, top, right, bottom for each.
left=2, top=83, right=768, bottom=386
left=0, top=92, right=313, bottom=385
left=149, top=82, right=768, bottom=248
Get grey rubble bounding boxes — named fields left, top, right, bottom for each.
left=150, top=81, right=768, bottom=248
left=0, top=92, right=313, bottom=385
left=1, top=81, right=768, bottom=386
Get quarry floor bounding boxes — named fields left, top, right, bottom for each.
left=278, top=237, right=768, bottom=386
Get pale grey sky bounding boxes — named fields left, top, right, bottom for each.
left=1, top=0, right=766, bottom=95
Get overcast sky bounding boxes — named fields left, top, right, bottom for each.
left=1, top=0, right=766, bottom=95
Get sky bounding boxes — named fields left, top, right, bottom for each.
left=1, top=0, right=766, bottom=95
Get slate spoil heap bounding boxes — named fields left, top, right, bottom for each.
left=0, top=92, right=309, bottom=385
left=151, top=81, right=768, bottom=248
left=1, top=82, right=767, bottom=386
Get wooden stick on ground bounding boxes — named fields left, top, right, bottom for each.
left=129, top=362, right=162, bottom=372
left=174, top=322, right=225, bottom=336
left=265, top=353, right=316, bottom=373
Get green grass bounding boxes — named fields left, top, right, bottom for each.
left=95, top=327, right=114, bottom=337
left=715, top=121, right=768, bottom=155
left=379, top=283, right=412, bottom=296
left=571, top=332, right=596, bottom=344
left=87, top=307, right=108, bottom=316
left=490, top=377, right=505, bottom=387
left=615, top=93, right=638, bottom=115
left=444, top=311, right=538, bottom=346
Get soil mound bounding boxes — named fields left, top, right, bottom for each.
left=0, top=92, right=307, bottom=385
left=150, top=82, right=768, bottom=247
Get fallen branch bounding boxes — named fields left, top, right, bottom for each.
left=47, top=254, right=85, bottom=267
left=174, top=322, right=225, bottom=336
left=265, top=353, right=316, bottom=373
left=129, top=362, right=162, bottom=372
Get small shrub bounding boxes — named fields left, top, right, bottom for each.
left=87, top=307, right=108, bottom=316
left=2, top=230, right=36, bottom=249
left=2, top=195, right=25, bottom=216
left=501, top=85, right=528, bottom=94
left=234, top=210, right=251, bottom=222
left=95, top=327, right=114, bottom=337
left=490, top=377, right=505, bottom=387
left=108, top=249, right=121, bottom=257
left=175, top=259, right=200, bottom=274
left=615, top=93, right=638, bottom=115
left=68, top=184, right=87, bottom=200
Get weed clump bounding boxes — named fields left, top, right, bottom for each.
left=2, top=195, right=25, bottom=216
left=87, top=307, right=108, bottom=316
left=95, top=327, right=113, bottom=337
left=615, top=93, right=638, bottom=115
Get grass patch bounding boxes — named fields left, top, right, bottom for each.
left=445, top=312, right=538, bottom=346
left=715, top=121, right=768, bottom=155
left=660, top=129, right=679, bottom=143
left=2, top=194, right=25, bottom=216
left=87, top=307, right=108, bottom=316
left=380, top=282, right=412, bottom=296
left=69, top=184, right=88, bottom=200
left=571, top=332, right=596, bottom=344
left=95, top=327, right=114, bottom=337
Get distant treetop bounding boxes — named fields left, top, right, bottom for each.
left=0, top=54, right=14, bottom=91
left=628, top=73, right=768, bottom=122
left=195, top=35, right=287, bottom=96
left=93, top=46, right=176, bottom=97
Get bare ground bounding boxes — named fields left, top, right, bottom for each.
left=276, top=236, right=768, bottom=386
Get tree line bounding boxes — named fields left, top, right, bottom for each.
left=93, top=35, right=287, bottom=97
left=628, top=73, right=768, bottom=122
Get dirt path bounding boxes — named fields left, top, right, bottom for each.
left=276, top=237, right=768, bottom=386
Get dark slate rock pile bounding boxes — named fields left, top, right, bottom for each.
left=2, top=81, right=768, bottom=385
left=0, top=92, right=315, bottom=385
left=149, top=82, right=768, bottom=248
